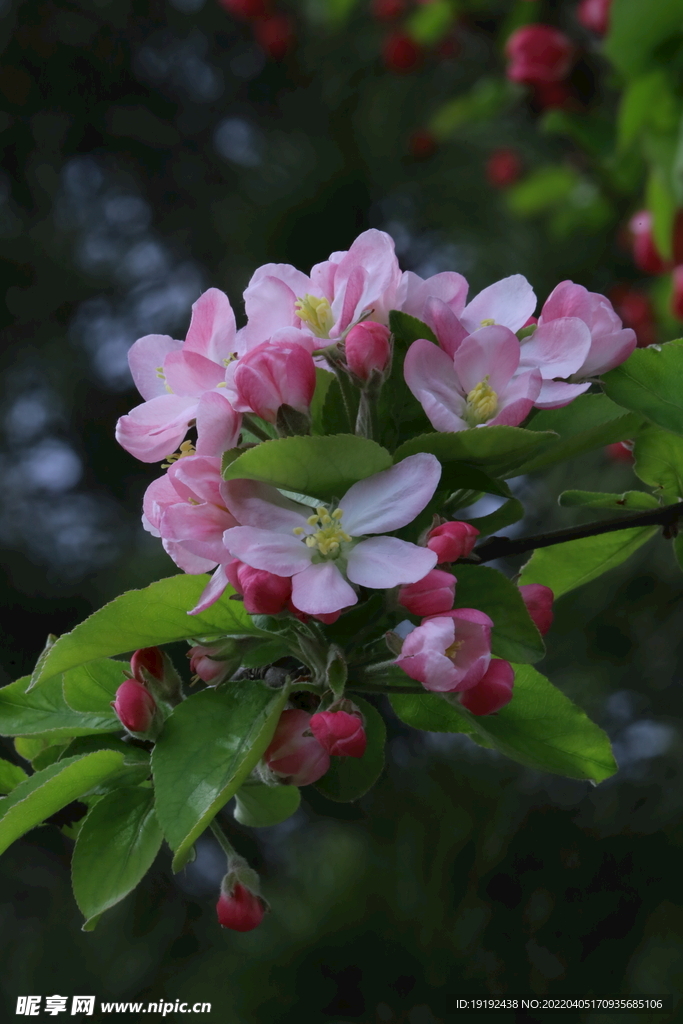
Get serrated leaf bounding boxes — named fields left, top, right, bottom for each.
left=453, top=564, right=545, bottom=664
left=602, top=340, right=683, bottom=437
left=390, top=691, right=482, bottom=739
left=62, top=659, right=130, bottom=714
left=151, top=681, right=288, bottom=871
left=634, top=426, right=683, bottom=500
left=558, top=490, right=660, bottom=510
left=314, top=697, right=385, bottom=802
left=0, top=675, right=120, bottom=739
left=222, top=434, right=393, bottom=500
left=394, top=427, right=556, bottom=478
left=233, top=784, right=300, bottom=827
left=72, top=787, right=162, bottom=930
left=0, top=758, right=28, bottom=794
left=388, top=310, right=438, bottom=347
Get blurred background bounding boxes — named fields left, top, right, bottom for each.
left=1, top=0, right=682, bottom=1020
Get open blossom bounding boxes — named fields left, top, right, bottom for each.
left=396, top=609, right=493, bottom=692
left=222, top=454, right=441, bottom=616
left=116, top=289, right=241, bottom=463
left=459, top=659, right=515, bottom=715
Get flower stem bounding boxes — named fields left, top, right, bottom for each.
left=210, top=819, right=239, bottom=860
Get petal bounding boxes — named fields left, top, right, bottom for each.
left=168, top=454, right=224, bottom=505
left=531, top=379, right=591, bottom=409
left=540, top=280, right=622, bottom=338
left=189, top=564, right=231, bottom=615
left=335, top=265, right=367, bottom=335
left=341, top=452, right=442, bottom=535
left=222, top=526, right=312, bottom=575
left=330, top=229, right=401, bottom=328
left=162, top=503, right=236, bottom=563
left=423, top=297, right=468, bottom=358
left=404, top=338, right=468, bottom=433
left=163, top=539, right=217, bottom=574
left=241, top=269, right=307, bottom=347
left=184, top=288, right=237, bottom=365
left=452, top=326, right=521, bottom=394
left=397, top=270, right=469, bottom=320
left=460, top=274, right=537, bottom=333
left=518, top=317, right=592, bottom=379
left=221, top=479, right=311, bottom=531
left=128, top=334, right=182, bottom=400
left=575, top=328, right=637, bottom=377
left=489, top=368, right=542, bottom=425
left=346, top=536, right=437, bottom=588
left=195, top=390, right=241, bottom=455
left=291, top=561, right=358, bottom=615
left=142, top=473, right=182, bottom=533
left=115, top=394, right=197, bottom=463
left=163, top=350, right=226, bottom=396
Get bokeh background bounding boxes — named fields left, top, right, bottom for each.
left=1, top=1, right=682, bottom=1021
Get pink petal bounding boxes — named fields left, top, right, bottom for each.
left=128, top=334, right=182, bottom=400
left=195, top=390, right=241, bottom=456
left=163, top=539, right=217, bottom=575
left=575, top=328, right=636, bottom=377
left=340, top=452, right=441, bottom=535
left=330, top=229, right=401, bottom=328
left=241, top=269, right=308, bottom=347
left=162, top=503, right=235, bottom=564
left=168, top=454, right=224, bottom=506
left=423, top=297, right=468, bottom=358
left=518, top=317, right=592, bottom=379
left=540, top=280, right=621, bottom=337
left=404, top=338, right=468, bottom=432
left=291, top=561, right=358, bottom=615
left=335, top=265, right=367, bottom=335
left=346, top=536, right=437, bottom=588
left=532, top=379, right=591, bottom=409
left=163, top=350, right=226, bottom=397
left=184, top=288, right=237, bottom=365
left=222, top=526, right=312, bottom=576
left=115, top=394, right=197, bottom=463
left=460, top=274, right=537, bottom=334
left=189, top=564, right=232, bottom=615
left=142, top=473, right=181, bottom=535
left=221, top=479, right=311, bottom=532
left=397, top=270, right=469, bottom=319
left=452, top=325, right=521, bottom=394
left=489, top=368, right=542, bottom=425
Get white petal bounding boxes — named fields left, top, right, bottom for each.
left=291, top=562, right=358, bottom=615
left=222, top=526, right=312, bottom=575
left=221, top=479, right=311, bottom=531
left=341, top=453, right=442, bottom=536
left=346, top=536, right=437, bottom=588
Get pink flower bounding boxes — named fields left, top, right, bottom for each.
left=115, top=289, right=241, bottom=463
left=505, top=25, right=575, bottom=86
left=310, top=708, right=367, bottom=758
left=263, top=709, right=330, bottom=786
left=222, top=454, right=441, bottom=616
left=344, top=321, right=391, bottom=380
left=398, top=569, right=456, bottom=617
left=225, top=560, right=292, bottom=615
left=231, top=340, right=316, bottom=422
left=396, top=269, right=469, bottom=324
left=518, top=583, right=554, bottom=636
left=404, top=327, right=542, bottom=432
left=112, top=679, right=157, bottom=734
left=216, top=882, right=266, bottom=932
left=396, top=609, right=493, bottom=692
left=142, top=454, right=239, bottom=613
left=577, top=0, right=611, bottom=35
left=427, top=521, right=479, bottom=563
left=459, top=659, right=515, bottom=715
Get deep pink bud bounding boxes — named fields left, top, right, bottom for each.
left=398, top=569, right=456, bottom=617
left=383, top=31, right=422, bottom=73
left=486, top=148, right=522, bottom=189
left=309, top=709, right=367, bottom=758
left=216, top=883, right=266, bottom=932
left=672, top=266, right=683, bottom=321
left=577, top=0, right=611, bottom=35
left=112, top=679, right=156, bottom=733
left=130, top=647, right=164, bottom=684
left=233, top=341, right=316, bottom=423
left=629, top=211, right=669, bottom=276
left=226, top=559, right=292, bottom=615
left=344, top=321, right=391, bottom=381
left=604, top=441, right=635, bottom=464
left=518, top=584, right=554, bottom=636
left=609, top=285, right=656, bottom=348
left=188, top=642, right=238, bottom=685
left=263, top=709, right=330, bottom=786
left=427, top=521, right=479, bottom=563
left=459, top=660, right=515, bottom=716
left=505, top=25, right=574, bottom=85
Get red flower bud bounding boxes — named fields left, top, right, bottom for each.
left=310, top=709, right=367, bottom=758
left=608, top=285, right=656, bottom=348
left=459, top=659, right=515, bottom=716
left=253, top=13, right=294, bottom=61
left=505, top=25, right=574, bottom=86
left=604, top=440, right=635, bottom=464
left=216, top=882, right=266, bottom=932
left=426, top=521, right=479, bottom=563
left=263, top=709, right=330, bottom=786
left=531, top=80, right=573, bottom=111
left=672, top=266, right=683, bottom=321
left=577, top=0, right=611, bottom=35
left=218, top=0, right=270, bottom=19
left=398, top=569, right=456, bottom=617
left=188, top=641, right=241, bottom=685
left=518, top=584, right=554, bottom=636
left=486, top=148, right=523, bottom=189
left=226, top=559, right=292, bottom=615
left=345, top=321, right=391, bottom=381
left=112, top=679, right=156, bottom=734
left=130, top=647, right=164, bottom=684
left=629, top=211, right=669, bottom=276
left=408, top=129, right=438, bottom=160
left=383, top=31, right=422, bottom=73
left=371, top=0, right=405, bottom=21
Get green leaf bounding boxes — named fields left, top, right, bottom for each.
left=647, top=167, right=677, bottom=260
left=467, top=497, right=525, bottom=537
left=59, top=735, right=150, bottom=767
left=314, top=697, right=386, bottom=802
left=0, top=674, right=120, bottom=739
left=30, top=576, right=266, bottom=689
left=674, top=531, right=683, bottom=572
left=519, top=527, right=658, bottom=598
left=310, top=367, right=335, bottom=434
left=558, top=490, right=660, bottom=510
left=634, top=426, right=683, bottom=500
left=72, top=787, right=162, bottom=930
left=376, top=313, right=433, bottom=450
left=407, top=0, right=452, bottom=44
left=507, top=166, right=578, bottom=217
left=221, top=434, right=393, bottom=500
left=388, top=310, right=437, bottom=347
left=0, top=750, right=128, bottom=856
left=618, top=70, right=673, bottom=149
left=240, top=639, right=292, bottom=668
left=441, top=464, right=513, bottom=500
left=151, top=681, right=288, bottom=871
left=604, top=0, right=683, bottom=78
left=62, top=659, right=129, bottom=714
left=390, top=692, right=482, bottom=739
left=430, top=78, right=517, bottom=139
left=517, top=394, right=644, bottom=474
left=394, top=427, right=556, bottom=478
left=453, top=564, right=545, bottom=664
left=0, top=758, right=28, bottom=794
left=602, top=340, right=683, bottom=436
left=233, top=784, right=301, bottom=827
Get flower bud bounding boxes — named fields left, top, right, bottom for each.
left=226, top=560, right=292, bottom=616
left=486, top=148, right=522, bottom=189
left=263, top=709, right=330, bottom=786
left=344, top=321, right=391, bottom=381
left=310, top=707, right=367, bottom=758
left=130, top=647, right=164, bottom=685
left=505, top=25, right=574, bottom=86
left=112, top=679, right=157, bottom=734
left=577, top=0, right=611, bottom=35
left=398, top=569, right=456, bottom=617
left=459, top=660, right=515, bottom=716
left=408, top=129, right=438, bottom=161
left=426, top=521, right=479, bottom=563
left=518, top=584, right=554, bottom=636
left=188, top=640, right=243, bottom=686
left=216, top=883, right=265, bottom=931
left=629, top=211, right=668, bottom=276
left=253, top=13, right=294, bottom=61
left=233, top=341, right=315, bottom=424
left=672, top=265, right=683, bottom=321
left=609, top=285, right=656, bottom=348
left=382, top=31, right=422, bottom=73
left=604, top=441, right=635, bottom=465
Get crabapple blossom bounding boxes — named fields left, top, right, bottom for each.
left=427, top=521, right=479, bottom=563
left=396, top=609, right=493, bottom=692
left=263, top=709, right=330, bottom=786
left=459, top=659, right=515, bottom=715
left=225, top=560, right=292, bottom=615
left=629, top=211, right=668, bottom=276
left=222, top=454, right=441, bottom=616
left=130, top=647, right=164, bottom=685
left=344, top=321, right=391, bottom=380
left=188, top=643, right=234, bottom=685
left=231, top=340, right=316, bottom=423
left=310, top=708, right=367, bottom=758
left=112, top=679, right=157, bottom=734
left=577, top=0, right=611, bottom=35
left=216, top=883, right=266, bottom=931
left=398, top=569, right=456, bottom=617
left=518, top=584, right=554, bottom=636
left=505, top=25, right=575, bottom=85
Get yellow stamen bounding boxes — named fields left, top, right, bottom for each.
left=465, top=376, right=498, bottom=426
left=445, top=639, right=464, bottom=659
left=161, top=440, right=196, bottom=468
left=295, top=294, right=334, bottom=338
left=293, top=505, right=351, bottom=559
left=480, top=318, right=496, bottom=327
left=293, top=526, right=305, bottom=535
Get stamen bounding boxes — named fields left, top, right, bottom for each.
left=480, top=318, right=496, bottom=327
left=161, top=440, right=196, bottom=468
left=293, top=504, right=350, bottom=559
left=465, top=376, right=498, bottom=426
left=295, top=294, right=334, bottom=338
